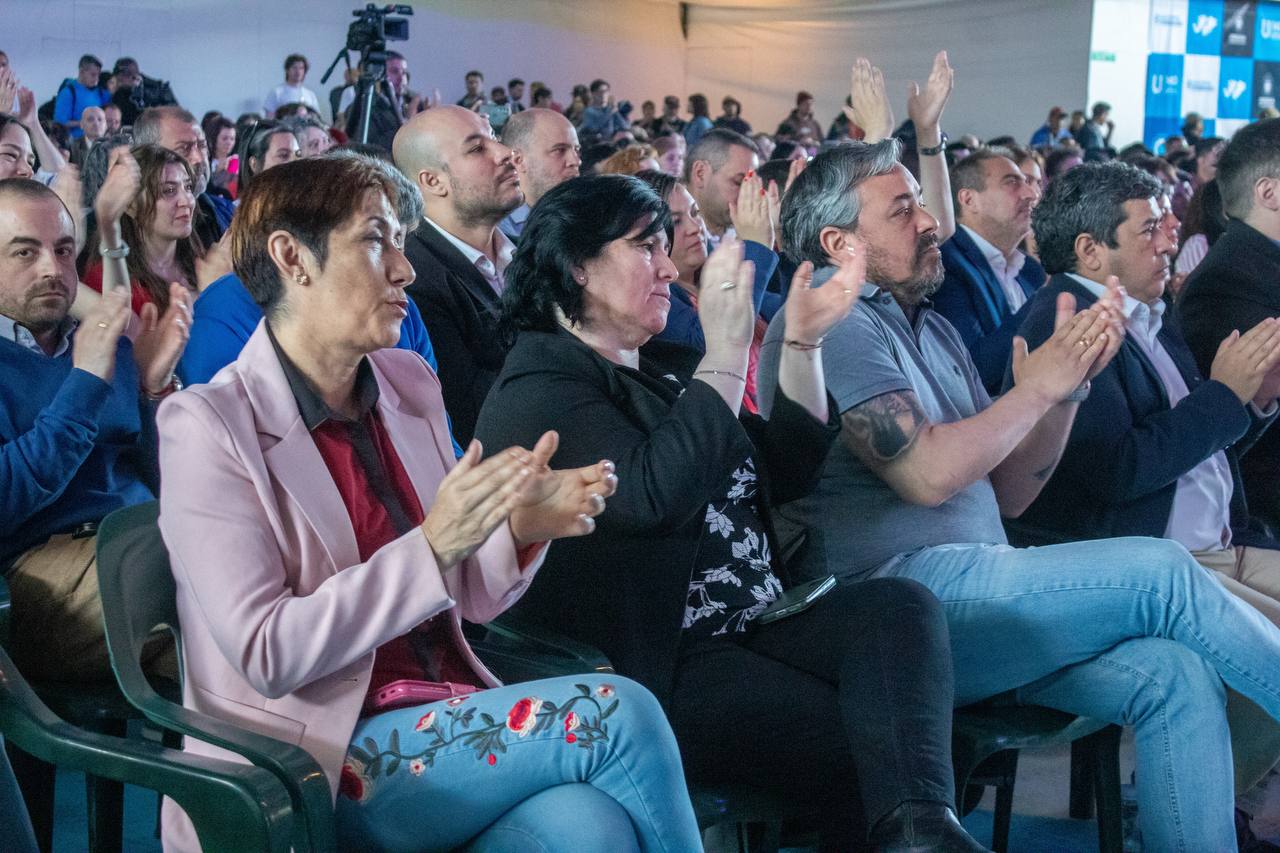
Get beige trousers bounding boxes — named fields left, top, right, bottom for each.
left=7, top=532, right=174, bottom=684
left=1194, top=546, right=1280, bottom=791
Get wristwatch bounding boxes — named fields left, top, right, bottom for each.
left=919, top=132, right=949, bottom=157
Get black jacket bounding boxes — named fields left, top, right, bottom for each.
left=403, top=221, right=509, bottom=445
left=343, top=85, right=401, bottom=152
left=1008, top=274, right=1274, bottom=547
left=473, top=328, right=839, bottom=707
left=1178, top=219, right=1280, bottom=527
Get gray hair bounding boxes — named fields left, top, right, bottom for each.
left=80, top=132, right=134, bottom=210
left=1217, top=118, right=1280, bottom=219
left=1032, top=161, right=1163, bottom=275
left=132, top=106, right=198, bottom=146
left=324, top=148, right=423, bottom=226
left=281, top=114, right=329, bottom=136
left=780, top=138, right=901, bottom=266
left=683, top=127, right=757, bottom=183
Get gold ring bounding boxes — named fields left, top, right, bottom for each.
left=1080, top=337, right=1094, bottom=347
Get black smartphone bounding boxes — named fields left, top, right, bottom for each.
left=756, top=575, right=837, bottom=625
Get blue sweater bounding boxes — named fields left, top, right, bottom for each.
left=180, top=273, right=463, bottom=455
left=0, top=335, right=154, bottom=569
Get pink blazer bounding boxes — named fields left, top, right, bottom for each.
left=156, top=324, right=542, bottom=852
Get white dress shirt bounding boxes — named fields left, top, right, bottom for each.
left=422, top=217, right=516, bottom=296
left=962, top=225, right=1028, bottom=313
left=1069, top=274, right=1233, bottom=551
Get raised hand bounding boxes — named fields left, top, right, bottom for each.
left=1011, top=293, right=1112, bottom=405
left=844, top=58, right=894, bottom=144
left=729, top=171, right=773, bottom=247
left=94, top=147, right=142, bottom=227
left=1210, top=317, right=1280, bottom=404
left=509, top=431, right=617, bottom=544
left=133, top=282, right=193, bottom=394
left=783, top=238, right=865, bottom=345
left=907, top=50, right=954, bottom=134
left=51, top=163, right=86, bottom=251
left=15, top=86, right=37, bottom=126
left=1082, top=275, right=1127, bottom=381
left=72, top=286, right=132, bottom=384
left=0, top=69, right=18, bottom=116
left=195, top=231, right=233, bottom=291
left=696, top=237, right=757, bottom=357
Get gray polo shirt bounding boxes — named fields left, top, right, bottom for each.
left=757, top=276, right=1007, bottom=580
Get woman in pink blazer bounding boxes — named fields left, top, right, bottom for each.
left=156, top=156, right=703, bottom=852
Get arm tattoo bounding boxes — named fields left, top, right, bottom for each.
left=841, top=390, right=928, bottom=463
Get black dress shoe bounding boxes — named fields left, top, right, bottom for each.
left=868, top=801, right=992, bottom=852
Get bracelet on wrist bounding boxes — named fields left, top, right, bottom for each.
left=145, top=374, right=183, bottom=401
left=784, top=337, right=823, bottom=351
left=694, top=368, right=746, bottom=383
left=99, top=240, right=129, bottom=259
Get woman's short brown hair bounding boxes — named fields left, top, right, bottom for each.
left=231, top=156, right=397, bottom=316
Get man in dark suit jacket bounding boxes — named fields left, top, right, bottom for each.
left=933, top=149, right=1045, bottom=394
left=1014, top=160, right=1280, bottom=801
left=1179, top=118, right=1280, bottom=529
left=1019, top=160, right=1280, bottom=567
left=392, top=105, right=523, bottom=444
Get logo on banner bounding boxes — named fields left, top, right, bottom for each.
left=1193, top=15, right=1218, bottom=37
left=1224, top=78, right=1247, bottom=99
left=1265, top=19, right=1280, bottom=41
left=1151, top=73, right=1181, bottom=94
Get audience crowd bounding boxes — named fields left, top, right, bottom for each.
left=6, top=38, right=1280, bottom=852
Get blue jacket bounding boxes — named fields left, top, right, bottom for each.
left=1007, top=274, right=1276, bottom=548
left=933, top=226, right=1045, bottom=395
left=654, top=240, right=781, bottom=351
left=0, top=333, right=154, bottom=569
left=180, top=273, right=461, bottom=454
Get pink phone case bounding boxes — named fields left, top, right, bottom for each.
left=366, top=679, right=479, bottom=714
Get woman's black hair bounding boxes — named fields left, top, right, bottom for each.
left=633, top=169, right=677, bottom=250
left=501, top=174, right=670, bottom=336
left=236, top=119, right=296, bottom=193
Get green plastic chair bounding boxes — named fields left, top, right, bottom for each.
left=95, top=502, right=339, bottom=853
left=0, top=586, right=294, bottom=852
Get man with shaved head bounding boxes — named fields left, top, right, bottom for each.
left=498, top=108, right=581, bottom=240
left=393, top=105, right=522, bottom=442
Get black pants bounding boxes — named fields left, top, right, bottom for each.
left=669, top=578, right=956, bottom=846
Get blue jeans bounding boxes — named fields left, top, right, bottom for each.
left=880, top=537, right=1280, bottom=851
left=334, top=674, right=702, bottom=852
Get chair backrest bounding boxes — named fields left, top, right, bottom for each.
left=97, top=501, right=182, bottom=705
left=95, top=502, right=339, bottom=853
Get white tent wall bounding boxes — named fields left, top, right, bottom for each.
left=682, top=0, right=1096, bottom=143
left=1, top=0, right=687, bottom=123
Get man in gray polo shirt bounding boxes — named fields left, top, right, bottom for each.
left=756, top=140, right=1280, bottom=849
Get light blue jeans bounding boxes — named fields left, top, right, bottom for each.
left=334, top=674, right=703, bottom=852
left=880, top=537, right=1280, bottom=852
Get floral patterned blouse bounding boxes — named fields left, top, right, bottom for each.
left=682, top=457, right=783, bottom=638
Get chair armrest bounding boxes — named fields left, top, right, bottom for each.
left=474, top=614, right=614, bottom=680
left=0, top=650, right=293, bottom=852
left=116, top=675, right=336, bottom=853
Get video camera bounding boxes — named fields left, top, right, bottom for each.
left=345, top=3, right=412, bottom=67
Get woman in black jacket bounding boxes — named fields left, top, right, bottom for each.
left=474, top=175, right=985, bottom=852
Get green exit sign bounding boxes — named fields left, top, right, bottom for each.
left=1091, top=50, right=1116, bottom=62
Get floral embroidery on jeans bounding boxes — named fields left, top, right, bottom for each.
left=339, top=683, right=620, bottom=799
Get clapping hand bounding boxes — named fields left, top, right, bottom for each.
left=844, top=58, right=894, bottom=143
left=1210, top=318, right=1280, bottom=405
left=195, top=232, right=233, bottom=291
left=509, top=431, right=617, bottom=545
left=0, top=69, right=18, bottom=116
left=783, top=239, right=865, bottom=346
left=1011, top=291, right=1119, bottom=405
left=15, top=86, right=37, bottom=126
left=133, top=282, right=192, bottom=395
left=422, top=434, right=614, bottom=570
left=94, top=147, right=142, bottom=227
left=729, top=171, right=773, bottom=248
left=696, top=238, right=758, bottom=356
left=907, top=50, right=954, bottom=134
left=71, top=287, right=132, bottom=384
left=1082, top=275, right=1126, bottom=381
